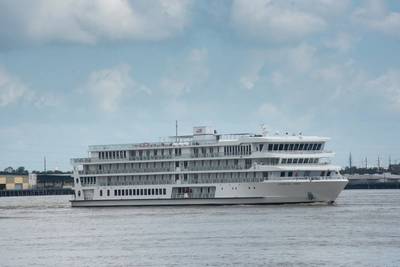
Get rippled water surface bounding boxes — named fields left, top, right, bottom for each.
left=0, top=190, right=399, bottom=267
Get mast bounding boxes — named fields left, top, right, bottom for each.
left=175, top=120, right=178, bottom=142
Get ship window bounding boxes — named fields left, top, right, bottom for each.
left=299, top=158, right=304, bottom=164
left=122, top=190, right=125, bottom=196
left=129, top=189, right=132, bottom=195
left=163, top=188, right=166, bottom=195
left=278, top=144, right=284, bottom=150
left=140, top=189, right=143, bottom=195
left=294, top=144, right=299, bottom=150
left=321, top=171, right=325, bottom=176
left=317, top=144, right=322, bottom=150
left=289, top=144, right=294, bottom=150
left=100, top=190, right=103, bottom=196
left=293, top=158, right=298, bottom=164
left=76, top=179, right=79, bottom=184
left=288, top=171, right=293, bottom=177
left=280, top=172, right=285, bottom=177
left=118, top=189, right=121, bottom=196
left=133, top=189, right=136, bottom=196
left=267, top=144, right=272, bottom=151
left=107, top=190, right=110, bottom=196
left=152, top=189, right=155, bottom=195
left=327, top=171, right=331, bottom=176
left=304, top=158, right=309, bottom=164
left=304, top=144, right=309, bottom=150
left=287, top=158, right=293, bottom=164
left=148, top=189, right=151, bottom=195
left=281, top=158, right=287, bottom=164
left=299, top=144, right=304, bottom=150
left=144, top=189, right=147, bottom=195
left=78, top=191, right=81, bottom=197
left=114, top=189, right=117, bottom=196
left=284, top=144, right=289, bottom=150
left=312, top=144, right=317, bottom=150
left=273, top=144, right=278, bottom=151
left=262, top=172, right=268, bottom=179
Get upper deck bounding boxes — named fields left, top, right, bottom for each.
left=88, top=126, right=329, bottom=152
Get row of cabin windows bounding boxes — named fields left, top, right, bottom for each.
left=80, top=176, right=96, bottom=184
left=99, top=149, right=183, bottom=160
left=280, top=171, right=333, bottom=177
left=281, top=158, right=319, bottom=164
left=193, top=147, right=218, bottom=156
left=223, top=145, right=251, bottom=156
left=130, top=148, right=181, bottom=158
left=89, top=159, right=247, bottom=174
left=99, top=151, right=127, bottom=160
left=268, top=143, right=322, bottom=151
left=108, top=188, right=167, bottom=197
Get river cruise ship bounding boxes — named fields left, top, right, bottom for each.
left=71, top=126, right=347, bottom=207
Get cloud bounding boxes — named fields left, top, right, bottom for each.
left=0, top=0, right=192, bottom=47
left=255, top=102, right=314, bottom=132
left=324, top=32, right=359, bottom=52
left=239, top=62, right=263, bottom=90
left=161, top=48, right=209, bottom=97
left=84, top=64, right=151, bottom=112
left=230, top=0, right=326, bottom=42
left=0, top=66, right=29, bottom=107
left=366, top=70, right=400, bottom=111
left=0, top=66, right=61, bottom=108
left=287, top=43, right=317, bottom=73
left=353, top=0, right=400, bottom=38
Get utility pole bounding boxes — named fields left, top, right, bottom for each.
left=377, top=155, right=381, bottom=170
left=44, top=156, right=47, bottom=172
left=349, top=152, right=352, bottom=168
left=365, top=157, right=368, bottom=169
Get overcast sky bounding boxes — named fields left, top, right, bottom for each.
left=0, top=0, right=399, bottom=171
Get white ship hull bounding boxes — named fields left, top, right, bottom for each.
left=71, top=179, right=348, bottom=207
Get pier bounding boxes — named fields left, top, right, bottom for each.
left=345, top=173, right=400, bottom=189
left=0, top=188, right=73, bottom=197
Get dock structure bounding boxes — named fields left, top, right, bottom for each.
left=345, top=173, right=400, bottom=189
left=0, top=173, right=74, bottom=197
left=0, top=188, right=73, bottom=197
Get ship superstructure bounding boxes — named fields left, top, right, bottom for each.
left=71, top=126, right=347, bottom=206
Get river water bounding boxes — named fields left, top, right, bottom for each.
left=0, top=190, right=399, bottom=267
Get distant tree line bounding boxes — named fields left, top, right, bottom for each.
left=2, top=166, right=29, bottom=174
left=341, top=164, right=400, bottom=175
left=2, top=167, right=71, bottom=175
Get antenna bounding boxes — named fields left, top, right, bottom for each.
left=260, top=124, right=268, bottom=136
left=175, top=120, right=178, bottom=142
